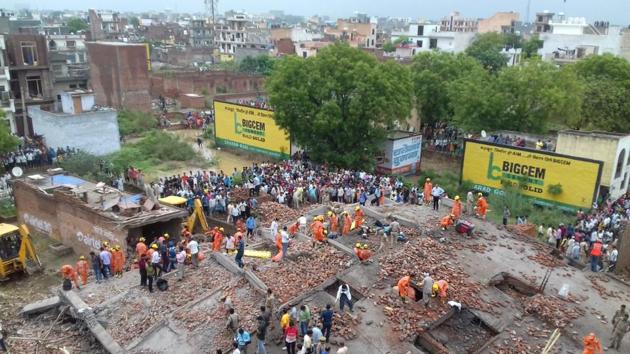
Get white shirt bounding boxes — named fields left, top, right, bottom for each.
left=298, top=216, right=307, bottom=226
left=151, top=251, right=161, bottom=264
left=609, top=249, right=618, bottom=262
left=336, top=284, right=352, bottom=302
left=337, top=346, right=348, bottom=354
left=281, top=230, right=290, bottom=243
left=188, top=240, right=199, bottom=254
left=271, top=220, right=279, bottom=236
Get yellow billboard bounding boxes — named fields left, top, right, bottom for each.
left=214, top=101, right=291, bottom=159
left=461, top=140, right=603, bottom=210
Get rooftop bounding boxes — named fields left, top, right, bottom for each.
left=18, top=172, right=187, bottom=227
left=558, top=130, right=630, bottom=139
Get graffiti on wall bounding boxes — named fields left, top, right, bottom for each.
left=22, top=213, right=52, bottom=234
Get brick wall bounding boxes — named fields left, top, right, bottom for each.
left=87, top=42, right=152, bottom=112
left=150, top=70, right=265, bottom=98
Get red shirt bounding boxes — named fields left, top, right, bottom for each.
left=284, top=326, right=298, bottom=343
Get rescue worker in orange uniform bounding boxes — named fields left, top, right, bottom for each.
left=312, top=216, right=325, bottom=246
left=275, top=230, right=283, bottom=254
left=354, top=243, right=373, bottom=262
left=342, top=212, right=352, bottom=236
left=76, top=256, right=89, bottom=286
left=451, top=196, right=462, bottom=220
left=212, top=227, right=224, bottom=252
left=112, top=245, right=125, bottom=278
left=582, top=333, right=603, bottom=354
left=432, top=279, right=449, bottom=304
left=397, top=274, right=414, bottom=303
left=423, top=178, right=433, bottom=205
left=136, top=237, right=147, bottom=261
left=60, top=264, right=80, bottom=289
left=440, top=214, right=455, bottom=231
left=353, top=206, right=365, bottom=229
left=475, top=193, right=488, bottom=220
left=147, top=243, right=157, bottom=259
left=181, top=225, right=191, bottom=242
left=328, top=211, right=339, bottom=234
left=288, top=221, right=299, bottom=236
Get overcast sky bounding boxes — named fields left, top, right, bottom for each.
left=5, top=0, right=630, bottom=24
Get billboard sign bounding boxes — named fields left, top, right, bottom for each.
left=461, top=139, right=603, bottom=210
left=214, top=101, right=291, bottom=159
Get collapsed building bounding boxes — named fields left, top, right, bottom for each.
left=13, top=170, right=188, bottom=257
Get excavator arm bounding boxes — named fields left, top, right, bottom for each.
left=187, top=198, right=209, bottom=234
left=18, top=224, right=42, bottom=271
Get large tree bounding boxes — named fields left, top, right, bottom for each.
left=0, top=110, right=20, bottom=155
left=449, top=59, right=583, bottom=133
left=267, top=43, right=412, bottom=169
left=66, top=17, right=88, bottom=33
left=465, top=32, right=509, bottom=73
left=573, top=54, right=630, bottom=132
left=411, top=52, right=485, bottom=124
left=239, top=55, right=276, bottom=76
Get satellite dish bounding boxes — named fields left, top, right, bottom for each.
left=481, top=130, right=487, bottom=138
left=12, top=167, right=23, bottom=177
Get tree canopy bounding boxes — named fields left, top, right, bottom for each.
left=239, top=55, right=276, bottom=76
left=465, top=32, right=508, bottom=73
left=0, top=110, right=20, bottom=155
left=572, top=54, right=630, bottom=132
left=411, top=52, right=486, bottom=125
left=66, top=17, right=88, bottom=33
left=267, top=43, right=412, bottom=169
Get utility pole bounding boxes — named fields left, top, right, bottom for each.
left=526, top=0, right=531, bottom=24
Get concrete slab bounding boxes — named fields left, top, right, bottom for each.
left=58, top=289, right=125, bottom=354
left=21, top=296, right=61, bottom=316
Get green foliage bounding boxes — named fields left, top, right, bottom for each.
left=66, top=17, right=88, bottom=33
left=216, top=61, right=239, bottom=72
left=572, top=55, right=630, bottom=132
left=0, top=110, right=20, bottom=155
left=203, top=127, right=214, bottom=140
left=411, top=52, right=486, bottom=124
left=393, top=36, right=410, bottom=45
left=465, top=32, right=508, bottom=73
left=382, top=41, right=395, bottom=53
left=58, top=151, right=112, bottom=182
left=129, top=17, right=140, bottom=28
left=0, top=198, right=16, bottom=218
left=239, top=55, right=276, bottom=76
left=267, top=43, right=412, bottom=170
left=117, top=110, right=158, bottom=137
left=449, top=59, right=583, bottom=133
left=521, top=35, right=543, bottom=59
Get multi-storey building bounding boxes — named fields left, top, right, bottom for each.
left=88, top=9, right=124, bottom=41
left=215, top=14, right=272, bottom=56
left=324, top=18, right=377, bottom=48
left=440, top=11, right=478, bottom=33
left=190, top=19, right=214, bottom=48
left=5, top=33, right=54, bottom=136
left=47, top=34, right=89, bottom=95
left=0, top=35, right=16, bottom=132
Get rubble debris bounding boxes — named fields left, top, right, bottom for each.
left=523, top=294, right=585, bottom=328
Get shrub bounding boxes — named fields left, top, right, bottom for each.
left=118, top=110, right=158, bottom=137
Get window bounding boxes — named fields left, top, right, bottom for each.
left=26, top=76, right=43, bottom=98
left=417, top=40, right=423, bottom=48
left=52, top=64, right=63, bottom=77
left=429, top=38, right=438, bottom=49
left=302, top=51, right=307, bottom=58
left=417, top=26, right=424, bottom=36
left=48, top=40, right=56, bottom=51
left=66, top=40, right=76, bottom=48
left=21, top=41, right=38, bottom=65
left=371, top=28, right=375, bottom=35
left=615, top=149, right=626, bottom=178
left=77, top=52, right=86, bottom=63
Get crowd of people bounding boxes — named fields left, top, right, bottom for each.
left=0, top=143, right=79, bottom=172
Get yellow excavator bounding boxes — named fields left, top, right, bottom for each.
left=0, top=224, right=42, bottom=280
left=159, top=196, right=209, bottom=234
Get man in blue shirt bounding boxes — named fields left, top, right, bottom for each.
left=246, top=216, right=256, bottom=239
left=320, top=304, right=334, bottom=343
left=235, top=235, right=245, bottom=269
left=235, top=328, right=251, bottom=353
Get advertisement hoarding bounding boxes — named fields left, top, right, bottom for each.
left=376, top=134, right=422, bottom=175
left=461, top=139, right=603, bottom=210
left=214, top=101, right=291, bottom=159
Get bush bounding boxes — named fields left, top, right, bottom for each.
left=109, top=131, right=195, bottom=173
left=118, top=110, right=158, bottom=137
left=0, top=198, right=16, bottom=218
left=59, top=151, right=112, bottom=182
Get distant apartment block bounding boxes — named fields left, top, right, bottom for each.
left=440, top=11, right=478, bottom=33
left=190, top=19, right=213, bottom=48
left=390, top=23, right=476, bottom=57
left=0, top=35, right=16, bottom=133
left=324, top=18, right=377, bottom=48
left=5, top=33, right=55, bottom=136
left=88, top=9, right=124, bottom=41
left=47, top=34, right=89, bottom=96
left=215, top=14, right=272, bottom=56
left=478, top=12, right=520, bottom=34
left=86, top=42, right=151, bottom=112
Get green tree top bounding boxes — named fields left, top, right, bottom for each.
left=466, top=32, right=508, bottom=73
left=66, top=17, right=88, bottom=33
left=267, top=43, right=412, bottom=169
left=129, top=17, right=140, bottom=28
left=239, top=55, right=276, bottom=76
left=0, top=110, right=20, bottom=155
